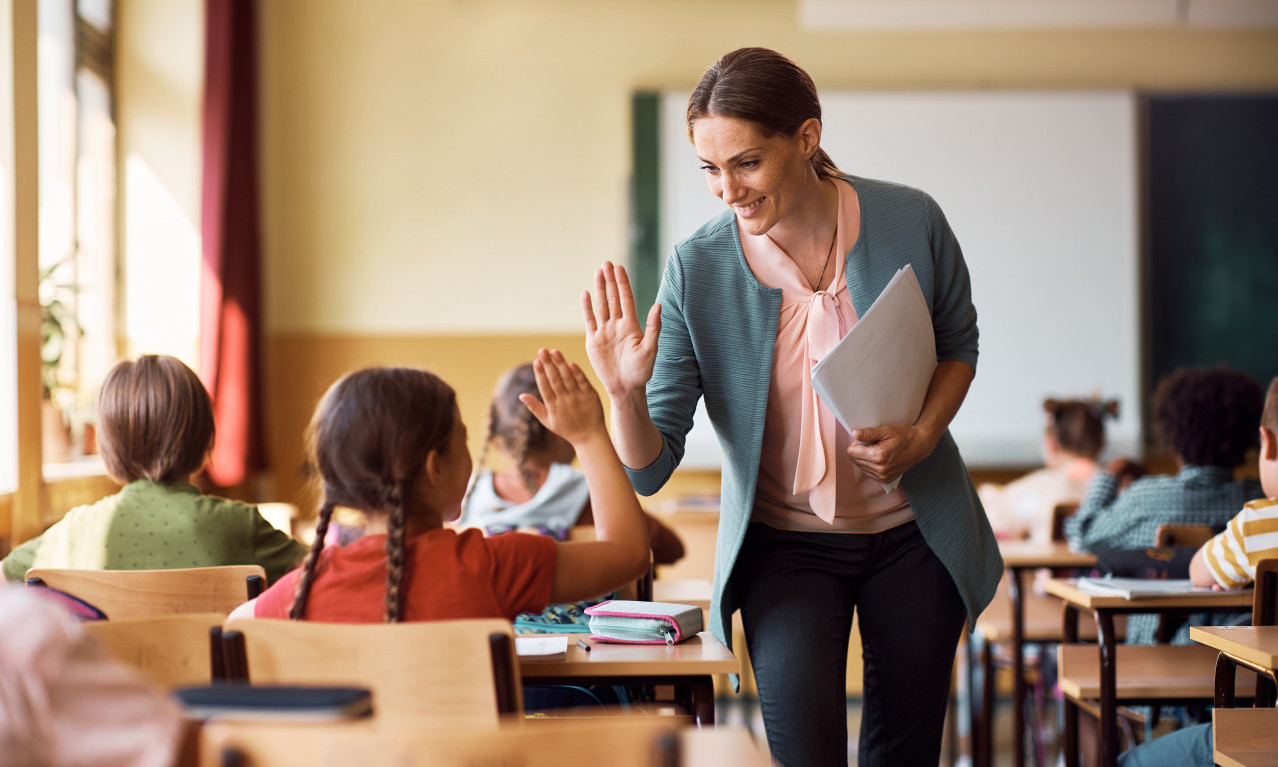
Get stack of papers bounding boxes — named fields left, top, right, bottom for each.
left=810, top=265, right=936, bottom=493
left=514, top=635, right=568, bottom=660
left=1076, top=577, right=1211, bottom=599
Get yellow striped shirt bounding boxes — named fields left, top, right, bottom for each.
left=1203, top=497, right=1278, bottom=588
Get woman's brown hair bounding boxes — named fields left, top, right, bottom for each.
left=289, top=367, right=457, bottom=623
left=687, top=47, right=841, bottom=180
left=1042, top=397, right=1118, bottom=460
left=96, top=355, right=215, bottom=484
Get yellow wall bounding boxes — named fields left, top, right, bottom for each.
left=253, top=1, right=1278, bottom=510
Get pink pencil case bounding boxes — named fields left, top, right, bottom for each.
left=583, top=600, right=703, bottom=645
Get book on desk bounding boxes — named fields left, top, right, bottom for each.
left=1076, top=576, right=1213, bottom=599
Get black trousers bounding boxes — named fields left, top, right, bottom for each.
left=736, top=520, right=967, bottom=767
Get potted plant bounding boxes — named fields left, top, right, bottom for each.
left=39, top=258, right=80, bottom=462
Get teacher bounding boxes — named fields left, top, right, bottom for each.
left=582, top=47, right=1001, bottom=766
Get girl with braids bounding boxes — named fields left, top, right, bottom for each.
left=460, top=362, right=685, bottom=566
left=234, top=349, right=651, bottom=623
left=979, top=396, right=1119, bottom=544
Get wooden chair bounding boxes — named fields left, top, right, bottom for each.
left=1154, top=523, right=1214, bottom=548
left=201, top=717, right=697, bottom=767
left=83, top=612, right=226, bottom=689
left=220, top=617, right=522, bottom=726
left=1051, top=502, right=1080, bottom=543
left=24, top=565, right=266, bottom=618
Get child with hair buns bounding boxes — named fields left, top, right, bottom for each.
left=460, top=361, right=684, bottom=565
left=979, top=397, right=1118, bottom=544
left=236, top=349, right=651, bottom=623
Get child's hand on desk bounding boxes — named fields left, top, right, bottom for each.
left=519, top=349, right=606, bottom=449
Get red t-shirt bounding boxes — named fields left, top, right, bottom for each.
left=253, top=527, right=557, bottom=622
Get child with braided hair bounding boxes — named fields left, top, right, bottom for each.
left=460, top=361, right=684, bottom=566
left=234, top=349, right=651, bottom=623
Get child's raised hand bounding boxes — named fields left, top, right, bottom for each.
left=518, top=349, right=606, bottom=447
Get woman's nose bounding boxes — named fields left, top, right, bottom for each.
left=720, top=171, right=743, bottom=203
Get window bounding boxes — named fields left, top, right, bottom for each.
left=38, top=0, right=116, bottom=470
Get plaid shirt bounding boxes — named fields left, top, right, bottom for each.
left=1066, top=465, right=1263, bottom=644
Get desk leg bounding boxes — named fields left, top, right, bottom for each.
left=688, top=676, right=715, bottom=727
left=1095, top=609, right=1118, bottom=767
left=1214, top=653, right=1237, bottom=709
left=1009, top=567, right=1027, bottom=767
left=1062, top=605, right=1080, bottom=767
left=981, top=633, right=994, bottom=767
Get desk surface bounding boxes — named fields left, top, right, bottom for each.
left=518, top=632, right=739, bottom=680
left=652, top=579, right=713, bottom=612
left=1056, top=643, right=1254, bottom=700
left=1045, top=578, right=1254, bottom=610
left=1213, top=708, right=1278, bottom=767
left=1191, top=625, right=1278, bottom=671
left=998, top=541, right=1097, bottom=569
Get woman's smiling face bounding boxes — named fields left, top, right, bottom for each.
left=691, top=114, right=818, bottom=237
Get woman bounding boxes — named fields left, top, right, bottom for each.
left=582, top=48, right=1001, bottom=766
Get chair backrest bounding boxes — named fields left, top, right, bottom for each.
left=1051, top=502, right=1079, bottom=543
left=1254, top=558, right=1278, bottom=627
left=221, top=617, right=522, bottom=726
left=25, top=565, right=266, bottom=618
left=1154, top=523, right=1214, bottom=548
left=202, top=716, right=683, bottom=767
left=83, top=612, right=225, bottom=689
left=566, top=525, right=653, bottom=601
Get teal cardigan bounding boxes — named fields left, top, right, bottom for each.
left=627, top=175, right=1003, bottom=652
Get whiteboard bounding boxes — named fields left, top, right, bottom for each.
left=658, top=90, right=1140, bottom=468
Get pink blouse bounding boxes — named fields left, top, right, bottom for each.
left=741, top=179, right=914, bottom=533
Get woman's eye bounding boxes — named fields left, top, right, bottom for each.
left=700, top=164, right=720, bottom=175
left=740, top=160, right=759, bottom=169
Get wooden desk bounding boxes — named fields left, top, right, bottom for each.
left=1191, top=625, right=1278, bottom=708
left=200, top=716, right=769, bottom=766
left=652, top=579, right=713, bottom=615
left=1047, top=578, right=1254, bottom=767
left=1213, top=708, right=1278, bottom=767
left=972, top=542, right=1096, bottom=767
left=518, top=632, right=739, bottom=726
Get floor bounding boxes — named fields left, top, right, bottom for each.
left=714, top=695, right=1059, bottom=767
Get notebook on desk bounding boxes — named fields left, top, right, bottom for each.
left=1076, top=576, right=1211, bottom=599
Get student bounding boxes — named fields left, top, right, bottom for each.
left=979, top=396, right=1117, bottom=543
left=1116, top=374, right=1278, bottom=767
left=1065, top=366, right=1263, bottom=645
left=461, top=361, right=684, bottom=565
left=235, top=349, right=650, bottom=623
left=1, top=355, right=306, bottom=584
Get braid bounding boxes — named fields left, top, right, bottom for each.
left=462, top=403, right=500, bottom=512
left=289, top=499, right=336, bottom=620
left=383, top=478, right=411, bottom=623
left=515, top=408, right=539, bottom=496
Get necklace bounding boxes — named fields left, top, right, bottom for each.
left=809, top=226, right=837, bottom=292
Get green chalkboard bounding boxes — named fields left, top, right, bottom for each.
left=1146, top=94, right=1278, bottom=404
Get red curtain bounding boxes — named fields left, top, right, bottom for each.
left=200, top=0, right=262, bottom=488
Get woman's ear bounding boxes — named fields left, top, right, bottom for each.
left=796, top=117, right=822, bottom=159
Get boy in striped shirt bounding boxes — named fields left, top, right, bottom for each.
left=1190, top=374, right=1278, bottom=590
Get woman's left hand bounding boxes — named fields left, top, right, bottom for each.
left=845, top=423, right=938, bottom=485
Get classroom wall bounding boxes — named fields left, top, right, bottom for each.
left=116, top=0, right=1278, bottom=509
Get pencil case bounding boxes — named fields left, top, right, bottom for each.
left=584, top=600, right=702, bottom=645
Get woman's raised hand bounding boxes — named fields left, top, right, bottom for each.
left=581, top=262, right=661, bottom=399
left=519, top=349, right=606, bottom=449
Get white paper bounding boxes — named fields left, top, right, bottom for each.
left=811, top=265, right=937, bottom=493
left=514, top=636, right=568, bottom=659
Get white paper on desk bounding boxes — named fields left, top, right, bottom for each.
left=515, top=636, right=568, bottom=660
left=810, top=265, right=936, bottom=493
